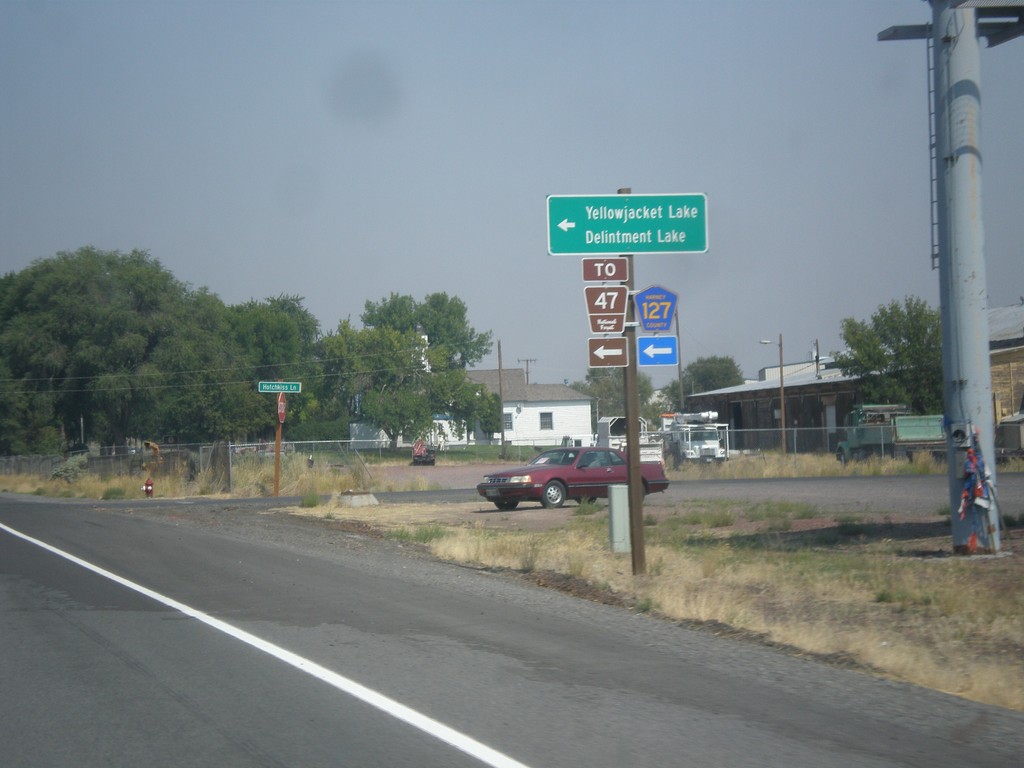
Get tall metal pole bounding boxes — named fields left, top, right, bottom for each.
left=931, top=1, right=1000, bottom=552
left=878, top=1, right=1009, bottom=553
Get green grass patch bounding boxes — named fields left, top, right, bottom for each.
left=831, top=514, right=872, bottom=539
left=388, top=524, right=448, bottom=544
left=745, top=500, right=817, bottom=521
left=675, top=507, right=736, bottom=528
left=634, top=596, right=657, bottom=613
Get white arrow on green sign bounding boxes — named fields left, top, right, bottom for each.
left=547, top=193, right=708, bottom=255
left=258, top=381, right=302, bottom=393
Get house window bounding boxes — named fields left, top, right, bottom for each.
left=540, top=412, right=553, bottom=430
left=503, top=412, right=513, bottom=431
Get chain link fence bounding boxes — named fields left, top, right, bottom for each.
left=1, top=426, right=945, bottom=483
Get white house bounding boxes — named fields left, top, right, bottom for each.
left=467, top=369, right=593, bottom=446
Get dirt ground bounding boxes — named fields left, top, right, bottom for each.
left=302, top=463, right=573, bottom=532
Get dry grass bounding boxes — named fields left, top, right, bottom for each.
left=0, top=453, right=407, bottom=501
left=670, top=450, right=950, bottom=480
left=430, top=512, right=1024, bottom=712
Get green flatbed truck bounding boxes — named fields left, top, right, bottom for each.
left=836, top=405, right=946, bottom=463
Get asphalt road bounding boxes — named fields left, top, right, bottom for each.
left=2, top=486, right=1022, bottom=767
left=383, top=470, right=1024, bottom=518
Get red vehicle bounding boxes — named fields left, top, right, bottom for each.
left=411, top=439, right=436, bottom=466
left=477, top=446, right=669, bottom=510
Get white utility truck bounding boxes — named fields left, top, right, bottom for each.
left=662, top=411, right=730, bottom=466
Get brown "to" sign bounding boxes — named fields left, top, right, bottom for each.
left=581, top=257, right=629, bottom=283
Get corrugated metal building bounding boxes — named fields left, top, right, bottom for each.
left=683, top=304, right=1024, bottom=454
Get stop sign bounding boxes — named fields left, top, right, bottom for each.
left=277, top=393, right=286, bottom=424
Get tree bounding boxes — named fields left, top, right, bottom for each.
left=362, top=292, right=492, bottom=368
left=834, top=296, right=943, bottom=414
left=570, top=368, right=658, bottom=431
left=353, top=326, right=433, bottom=447
left=228, top=295, right=319, bottom=381
left=423, top=356, right=493, bottom=442
left=0, top=249, right=323, bottom=450
left=226, top=295, right=322, bottom=440
left=0, top=356, right=63, bottom=454
left=304, top=319, right=364, bottom=441
left=661, top=356, right=744, bottom=412
left=147, top=289, right=267, bottom=443
left=472, top=389, right=503, bottom=438
left=0, top=247, right=190, bottom=448
left=356, top=292, right=494, bottom=443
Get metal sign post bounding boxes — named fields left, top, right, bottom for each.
left=617, top=195, right=647, bottom=575
left=257, top=381, right=301, bottom=498
left=274, top=392, right=285, bottom=497
left=559, top=187, right=708, bottom=574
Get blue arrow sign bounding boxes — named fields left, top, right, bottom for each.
left=637, top=335, right=678, bottom=367
left=634, top=285, right=678, bottom=332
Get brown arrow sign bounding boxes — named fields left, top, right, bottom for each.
left=584, top=285, right=628, bottom=334
left=588, top=337, right=629, bottom=368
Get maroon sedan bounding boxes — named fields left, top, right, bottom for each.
left=477, top=446, right=669, bottom=510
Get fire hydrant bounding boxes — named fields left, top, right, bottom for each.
left=143, top=477, right=154, bottom=498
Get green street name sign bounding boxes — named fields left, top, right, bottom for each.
left=547, top=193, right=708, bottom=255
left=258, top=381, right=302, bottom=393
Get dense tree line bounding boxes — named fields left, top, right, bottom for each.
left=1, top=248, right=944, bottom=456
left=0, top=248, right=496, bottom=454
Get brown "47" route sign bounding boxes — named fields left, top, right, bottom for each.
left=584, top=285, right=628, bottom=334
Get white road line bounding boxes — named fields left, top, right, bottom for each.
left=1, top=521, right=533, bottom=768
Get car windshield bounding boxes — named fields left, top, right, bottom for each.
left=529, top=450, right=577, bottom=466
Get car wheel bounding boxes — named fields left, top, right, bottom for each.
left=494, top=500, right=519, bottom=511
left=541, top=480, right=567, bottom=509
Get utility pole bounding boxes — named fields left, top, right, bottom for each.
left=498, top=340, right=507, bottom=460
left=760, top=335, right=786, bottom=454
left=518, top=358, right=537, bottom=385
left=674, top=312, right=685, bottom=412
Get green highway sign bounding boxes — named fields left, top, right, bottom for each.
left=258, top=381, right=302, bottom=393
left=547, top=193, right=708, bottom=255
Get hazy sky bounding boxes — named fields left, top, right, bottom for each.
left=2, top=0, right=1022, bottom=388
